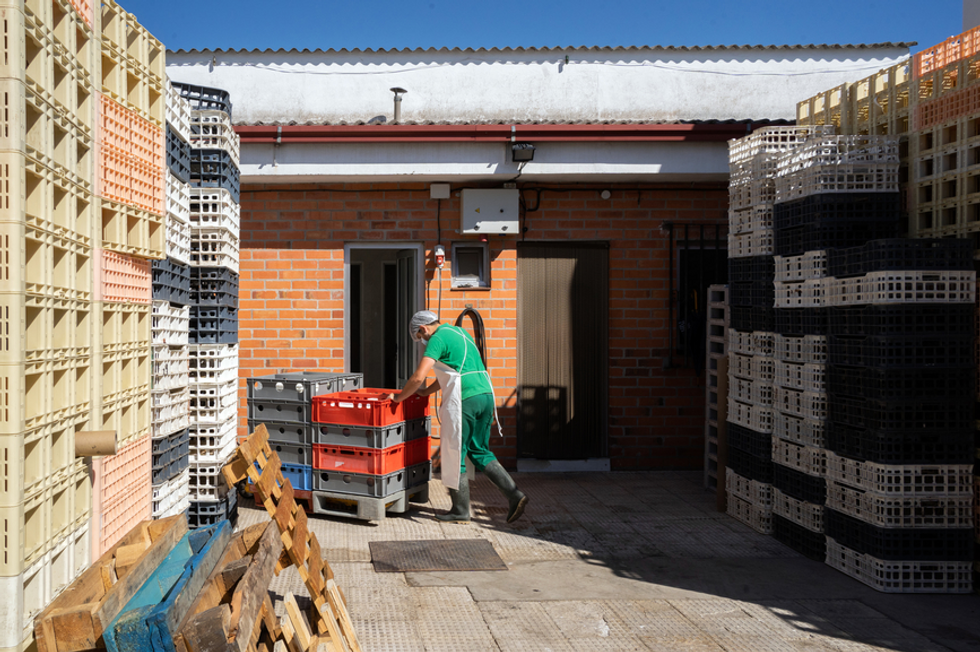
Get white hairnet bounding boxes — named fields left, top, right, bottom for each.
left=409, top=310, right=439, bottom=341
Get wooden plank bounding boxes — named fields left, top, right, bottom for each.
left=229, top=522, right=283, bottom=652
left=280, top=616, right=304, bottom=652
left=113, top=543, right=146, bottom=580
left=218, top=557, right=251, bottom=594
left=314, top=597, right=348, bottom=652
left=180, top=605, right=232, bottom=652
left=326, top=580, right=361, bottom=652
left=223, top=453, right=251, bottom=488
left=160, top=521, right=235, bottom=639
left=284, top=594, right=313, bottom=652
left=273, top=480, right=295, bottom=535
left=290, top=508, right=308, bottom=567
left=256, top=454, right=281, bottom=504
left=260, top=594, right=280, bottom=641
left=242, top=424, right=270, bottom=464
left=306, top=535, right=324, bottom=597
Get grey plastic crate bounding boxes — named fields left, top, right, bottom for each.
left=314, top=417, right=430, bottom=448
left=311, top=482, right=430, bottom=521
left=248, top=420, right=313, bottom=446
left=247, top=372, right=362, bottom=404
left=313, top=461, right=431, bottom=498
left=267, top=441, right=312, bottom=467
left=247, top=399, right=310, bottom=424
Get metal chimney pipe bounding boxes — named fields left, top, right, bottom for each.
left=390, top=87, right=407, bottom=123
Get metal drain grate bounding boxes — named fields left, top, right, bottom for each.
left=369, top=539, right=508, bottom=572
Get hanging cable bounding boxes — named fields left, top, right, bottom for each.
left=454, top=307, right=487, bottom=368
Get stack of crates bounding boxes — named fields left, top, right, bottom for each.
left=148, top=82, right=193, bottom=521
left=703, top=284, right=727, bottom=490
left=310, top=389, right=433, bottom=521
left=246, top=372, right=364, bottom=495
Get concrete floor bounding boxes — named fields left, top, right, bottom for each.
left=237, top=471, right=980, bottom=652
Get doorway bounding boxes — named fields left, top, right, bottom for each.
left=345, top=245, right=423, bottom=389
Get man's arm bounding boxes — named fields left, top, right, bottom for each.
left=390, top=356, right=437, bottom=403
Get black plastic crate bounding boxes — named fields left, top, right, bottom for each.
left=727, top=422, right=773, bottom=460
left=190, top=267, right=239, bottom=308
left=189, top=148, right=240, bottom=202
left=773, top=463, right=826, bottom=505
left=151, top=257, right=191, bottom=306
left=828, top=238, right=974, bottom=278
left=172, top=82, right=233, bottom=118
left=728, top=256, right=774, bottom=284
left=166, top=122, right=191, bottom=183
left=825, top=508, right=973, bottom=561
left=827, top=396, right=973, bottom=433
left=188, top=491, right=238, bottom=530
left=773, top=193, right=902, bottom=231
left=729, top=282, right=775, bottom=309
left=151, top=428, right=190, bottom=484
left=774, top=221, right=900, bottom=257
left=726, top=445, right=773, bottom=484
left=773, top=514, right=826, bottom=561
left=730, top=305, right=775, bottom=333
left=826, top=365, right=975, bottom=402
left=827, top=335, right=974, bottom=369
left=828, top=305, right=975, bottom=338
left=825, top=422, right=974, bottom=465
left=190, top=305, right=238, bottom=345
left=775, top=308, right=828, bottom=336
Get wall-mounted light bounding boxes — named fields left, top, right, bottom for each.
left=512, top=142, right=535, bottom=163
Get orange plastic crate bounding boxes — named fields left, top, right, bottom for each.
left=95, top=249, right=151, bottom=303
left=313, top=436, right=431, bottom=475
left=312, top=388, right=429, bottom=427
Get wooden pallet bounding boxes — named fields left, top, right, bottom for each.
left=176, top=521, right=284, bottom=652
left=34, top=515, right=188, bottom=652
left=223, top=424, right=362, bottom=652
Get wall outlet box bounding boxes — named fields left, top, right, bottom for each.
left=430, top=183, right=451, bottom=199
left=460, top=189, right=519, bottom=234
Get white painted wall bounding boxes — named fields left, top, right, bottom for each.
left=166, top=45, right=910, bottom=125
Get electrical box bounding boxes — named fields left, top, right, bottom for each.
left=460, top=189, right=519, bottom=234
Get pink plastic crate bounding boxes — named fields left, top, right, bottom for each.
left=313, top=436, right=431, bottom=475
left=313, top=388, right=429, bottom=427
left=95, top=249, right=151, bottom=303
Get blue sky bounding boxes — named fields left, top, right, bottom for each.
left=126, top=0, right=964, bottom=55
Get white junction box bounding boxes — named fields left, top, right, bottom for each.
left=460, top=189, right=519, bottom=234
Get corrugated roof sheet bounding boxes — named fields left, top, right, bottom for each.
left=170, top=43, right=915, bottom=56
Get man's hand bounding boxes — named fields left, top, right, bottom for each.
left=388, top=393, right=401, bottom=403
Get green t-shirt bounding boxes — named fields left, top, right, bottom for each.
left=423, top=324, right=493, bottom=400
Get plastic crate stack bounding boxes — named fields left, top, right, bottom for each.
left=246, top=372, right=364, bottom=495
left=725, top=126, right=831, bottom=535
left=309, top=389, right=433, bottom=521
left=824, top=239, right=976, bottom=593
left=148, top=82, right=194, bottom=521
left=909, top=26, right=980, bottom=242
left=172, top=82, right=242, bottom=529
left=703, top=285, right=727, bottom=490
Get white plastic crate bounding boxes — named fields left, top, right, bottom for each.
left=827, top=270, right=976, bottom=306
left=727, top=397, right=773, bottom=434
left=774, top=279, right=827, bottom=308
left=729, top=353, right=775, bottom=382
left=189, top=344, right=239, bottom=384
left=773, top=410, right=826, bottom=448
left=165, top=212, right=192, bottom=266
left=826, top=480, right=973, bottom=529
left=151, top=466, right=190, bottom=517
left=825, top=538, right=972, bottom=593
left=152, top=345, right=190, bottom=391
left=772, top=437, right=827, bottom=478
left=777, top=134, right=900, bottom=171
left=774, top=334, right=827, bottom=364
left=189, top=422, right=237, bottom=465
left=150, top=386, right=190, bottom=438
left=165, top=79, right=193, bottom=145
left=166, top=172, right=191, bottom=225
left=772, top=487, right=825, bottom=533
left=189, top=188, right=241, bottom=232
left=189, top=110, right=241, bottom=166
left=151, top=301, right=190, bottom=347
left=726, top=468, right=773, bottom=509
left=825, top=451, right=973, bottom=497
left=728, top=229, right=774, bottom=259
left=775, top=163, right=899, bottom=202
left=727, top=493, right=773, bottom=534
left=728, top=205, right=773, bottom=235
left=189, top=382, right=238, bottom=424
left=728, top=329, right=775, bottom=357
left=730, top=376, right=774, bottom=407
left=188, top=460, right=232, bottom=501
left=191, top=227, right=240, bottom=273
left=774, top=251, right=829, bottom=283
left=728, top=125, right=836, bottom=167
left=772, top=386, right=827, bottom=421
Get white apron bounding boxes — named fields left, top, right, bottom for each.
left=432, top=326, right=500, bottom=491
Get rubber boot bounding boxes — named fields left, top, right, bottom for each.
left=483, top=460, right=528, bottom=523
left=435, top=472, right=471, bottom=523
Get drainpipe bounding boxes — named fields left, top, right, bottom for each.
left=390, top=87, right=407, bottom=123
left=663, top=221, right=674, bottom=370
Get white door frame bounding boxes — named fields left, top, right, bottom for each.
left=343, top=242, right=426, bottom=373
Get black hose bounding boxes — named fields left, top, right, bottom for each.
left=454, top=307, right=487, bottom=368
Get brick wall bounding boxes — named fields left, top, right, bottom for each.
left=238, top=182, right=728, bottom=470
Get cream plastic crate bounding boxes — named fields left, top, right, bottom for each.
left=774, top=334, right=827, bottom=364
left=773, top=410, right=826, bottom=448
left=825, top=451, right=972, bottom=497
left=774, top=279, right=827, bottom=308
left=825, top=538, right=972, bottom=593
left=151, top=344, right=189, bottom=391
left=828, top=270, right=976, bottom=306
left=11, top=223, right=94, bottom=301
left=151, top=301, right=189, bottom=346
left=728, top=125, right=835, bottom=166
left=165, top=212, right=191, bottom=266
left=0, top=521, right=89, bottom=648
left=165, top=79, right=192, bottom=144
left=151, top=466, right=190, bottom=517
left=99, top=393, right=151, bottom=448
left=100, top=347, right=150, bottom=406
left=728, top=205, right=773, bottom=235
left=728, top=229, right=774, bottom=259
left=727, top=493, right=773, bottom=534
left=729, top=353, right=774, bottom=383
left=772, top=437, right=827, bottom=478
left=189, top=344, right=238, bottom=384
left=98, top=301, right=151, bottom=353
left=99, top=199, right=166, bottom=260
left=189, top=110, right=240, bottom=166
left=727, top=397, right=773, bottom=433
left=826, top=480, right=973, bottom=529
left=190, top=227, right=239, bottom=273
left=0, top=357, right=92, bottom=435
left=778, top=135, right=900, bottom=171
left=726, top=468, right=773, bottom=509
left=730, top=376, right=774, bottom=408
left=728, top=329, right=775, bottom=357
left=773, top=386, right=827, bottom=421
left=772, top=487, right=824, bottom=533
left=0, top=417, right=88, bottom=509
left=774, top=251, right=829, bottom=282
left=166, top=172, right=191, bottom=224
left=0, top=293, right=92, bottom=365
left=189, top=187, right=240, bottom=231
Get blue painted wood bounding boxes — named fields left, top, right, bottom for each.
left=103, top=521, right=232, bottom=652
